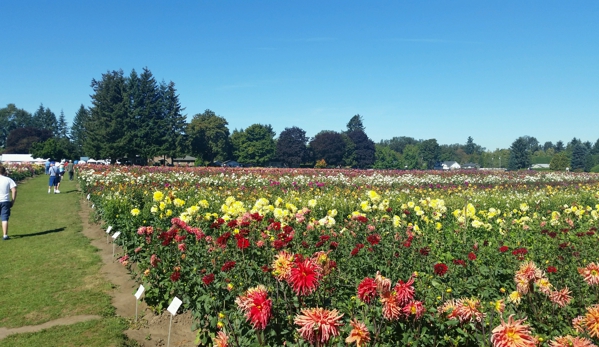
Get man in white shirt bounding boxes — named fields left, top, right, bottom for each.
left=0, top=165, right=17, bottom=240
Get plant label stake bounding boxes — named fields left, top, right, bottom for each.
left=87, top=193, right=90, bottom=200
left=111, top=232, right=121, bottom=258
left=166, top=297, right=182, bottom=347
left=134, top=284, right=145, bottom=322
left=106, top=226, right=112, bottom=244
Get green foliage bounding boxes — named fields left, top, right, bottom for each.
left=419, top=139, right=440, bottom=170
left=346, top=114, right=365, bottom=132
left=550, top=152, right=570, bottom=171
left=402, top=144, right=420, bottom=169
left=309, top=131, right=347, bottom=167
left=32, top=104, right=58, bottom=136
left=230, top=123, right=276, bottom=166
left=71, top=105, right=90, bottom=158
left=0, top=104, right=34, bottom=149
left=275, top=126, right=309, bottom=167
left=508, top=136, right=532, bottom=170
left=589, top=164, right=599, bottom=173
left=4, top=127, right=53, bottom=154
left=188, top=109, right=231, bottom=163
left=30, top=137, right=76, bottom=161
left=571, top=142, right=589, bottom=172
left=347, top=129, right=376, bottom=168
left=373, top=144, right=401, bottom=169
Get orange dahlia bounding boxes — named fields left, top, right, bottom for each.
left=345, top=319, right=370, bottom=347
left=375, top=271, right=391, bottom=295
left=578, top=263, right=599, bottom=286
left=235, top=285, right=272, bottom=330
left=295, top=307, right=344, bottom=345
left=380, top=290, right=402, bottom=321
left=287, top=258, right=322, bottom=296
left=271, top=251, right=294, bottom=281
left=573, top=316, right=587, bottom=333
left=516, top=261, right=542, bottom=281
left=213, top=331, right=229, bottom=347
left=549, top=335, right=597, bottom=347
left=585, top=304, right=599, bottom=338
left=437, top=299, right=459, bottom=320
left=490, top=315, right=536, bottom=347
left=454, top=298, right=485, bottom=323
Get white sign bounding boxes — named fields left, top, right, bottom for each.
left=106, top=226, right=112, bottom=234
left=91, top=204, right=95, bottom=209
left=87, top=194, right=90, bottom=200
left=111, top=231, right=121, bottom=240
left=167, top=297, right=182, bottom=316
left=134, top=284, right=145, bottom=300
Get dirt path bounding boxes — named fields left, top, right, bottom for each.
left=0, top=315, right=101, bottom=340
left=79, top=199, right=197, bottom=346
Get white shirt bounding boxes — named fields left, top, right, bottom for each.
left=0, top=175, right=17, bottom=202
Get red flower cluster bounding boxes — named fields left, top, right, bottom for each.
left=221, top=261, right=236, bottom=272
left=499, top=245, right=509, bottom=253
left=287, top=257, right=322, bottom=296
left=434, top=263, right=448, bottom=276
left=366, top=234, right=381, bottom=246
left=202, top=273, right=215, bottom=285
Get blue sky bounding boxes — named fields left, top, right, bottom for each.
left=1, top=1, right=598, bottom=150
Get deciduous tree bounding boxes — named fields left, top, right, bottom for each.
left=275, top=126, right=309, bottom=167
left=309, top=131, right=346, bottom=167
left=188, top=110, right=231, bottom=164
left=230, top=124, right=276, bottom=166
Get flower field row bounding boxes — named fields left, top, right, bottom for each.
left=79, top=166, right=599, bottom=346
left=1, top=163, right=45, bottom=182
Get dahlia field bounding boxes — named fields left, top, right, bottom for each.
left=79, top=166, right=599, bottom=347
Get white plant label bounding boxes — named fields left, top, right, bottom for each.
left=87, top=194, right=90, bottom=200
left=106, top=226, right=112, bottom=234
left=167, top=297, right=182, bottom=316
left=92, top=204, right=95, bottom=209
left=111, top=231, right=121, bottom=240
left=134, top=284, right=145, bottom=300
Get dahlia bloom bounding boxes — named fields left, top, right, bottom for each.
left=585, top=304, right=599, bottom=338
left=271, top=251, right=294, bottom=281
left=345, top=319, right=370, bottom=347
left=434, top=263, right=448, bottom=276
left=573, top=316, right=587, bottom=333
left=402, top=300, right=425, bottom=319
left=380, top=290, right=402, bottom=321
left=578, top=263, right=599, bottom=286
left=235, top=285, right=272, bottom=330
left=357, top=277, right=378, bottom=304
left=549, top=287, right=572, bottom=308
left=287, top=258, right=322, bottom=296
left=438, top=299, right=459, bottom=320
left=516, top=261, right=543, bottom=282
left=490, top=315, right=537, bottom=347
left=454, top=298, right=485, bottom=323
left=394, top=277, right=415, bottom=306
left=549, top=335, right=596, bottom=347
left=534, top=277, right=553, bottom=296
left=213, top=331, right=229, bottom=347
left=374, top=271, right=391, bottom=295
left=295, top=307, right=344, bottom=345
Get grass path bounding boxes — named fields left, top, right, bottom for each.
left=0, top=174, right=133, bottom=346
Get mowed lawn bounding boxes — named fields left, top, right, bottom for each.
left=0, top=174, right=134, bottom=346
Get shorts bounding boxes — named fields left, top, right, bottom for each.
left=49, top=176, right=58, bottom=186
left=0, top=201, right=11, bottom=221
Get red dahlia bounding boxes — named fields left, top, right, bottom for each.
left=434, top=263, right=448, bottom=276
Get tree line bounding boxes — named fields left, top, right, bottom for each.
left=1, top=67, right=598, bottom=171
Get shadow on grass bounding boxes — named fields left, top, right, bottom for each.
left=61, top=189, right=79, bottom=194
left=16, top=227, right=66, bottom=238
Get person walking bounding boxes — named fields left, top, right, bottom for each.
left=66, top=160, right=74, bottom=181
left=56, top=162, right=65, bottom=193
left=48, top=162, right=60, bottom=193
left=0, top=165, right=17, bottom=240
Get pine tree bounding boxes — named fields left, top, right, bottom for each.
left=508, top=137, right=531, bottom=170
left=57, top=110, right=69, bottom=139
left=71, top=105, right=90, bottom=157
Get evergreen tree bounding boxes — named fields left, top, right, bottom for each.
left=347, top=129, right=375, bottom=168
left=159, top=81, right=187, bottom=161
left=85, top=69, right=130, bottom=161
left=71, top=105, right=90, bottom=157
left=275, top=126, right=309, bottom=167
left=555, top=140, right=565, bottom=152
left=56, top=110, right=69, bottom=139
left=32, top=104, right=58, bottom=135
left=508, top=137, right=532, bottom=170
left=465, top=136, right=476, bottom=155
left=571, top=143, right=589, bottom=171
left=543, top=141, right=554, bottom=152
left=592, top=139, right=599, bottom=155
left=346, top=114, right=365, bottom=132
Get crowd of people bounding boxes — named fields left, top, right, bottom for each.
left=45, top=160, right=74, bottom=194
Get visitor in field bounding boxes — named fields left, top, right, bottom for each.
left=66, top=160, right=74, bottom=181
left=56, top=161, right=65, bottom=192
left=0, top=165, right=17, bottom=241
left=48, top=162, right=60, bottom=194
